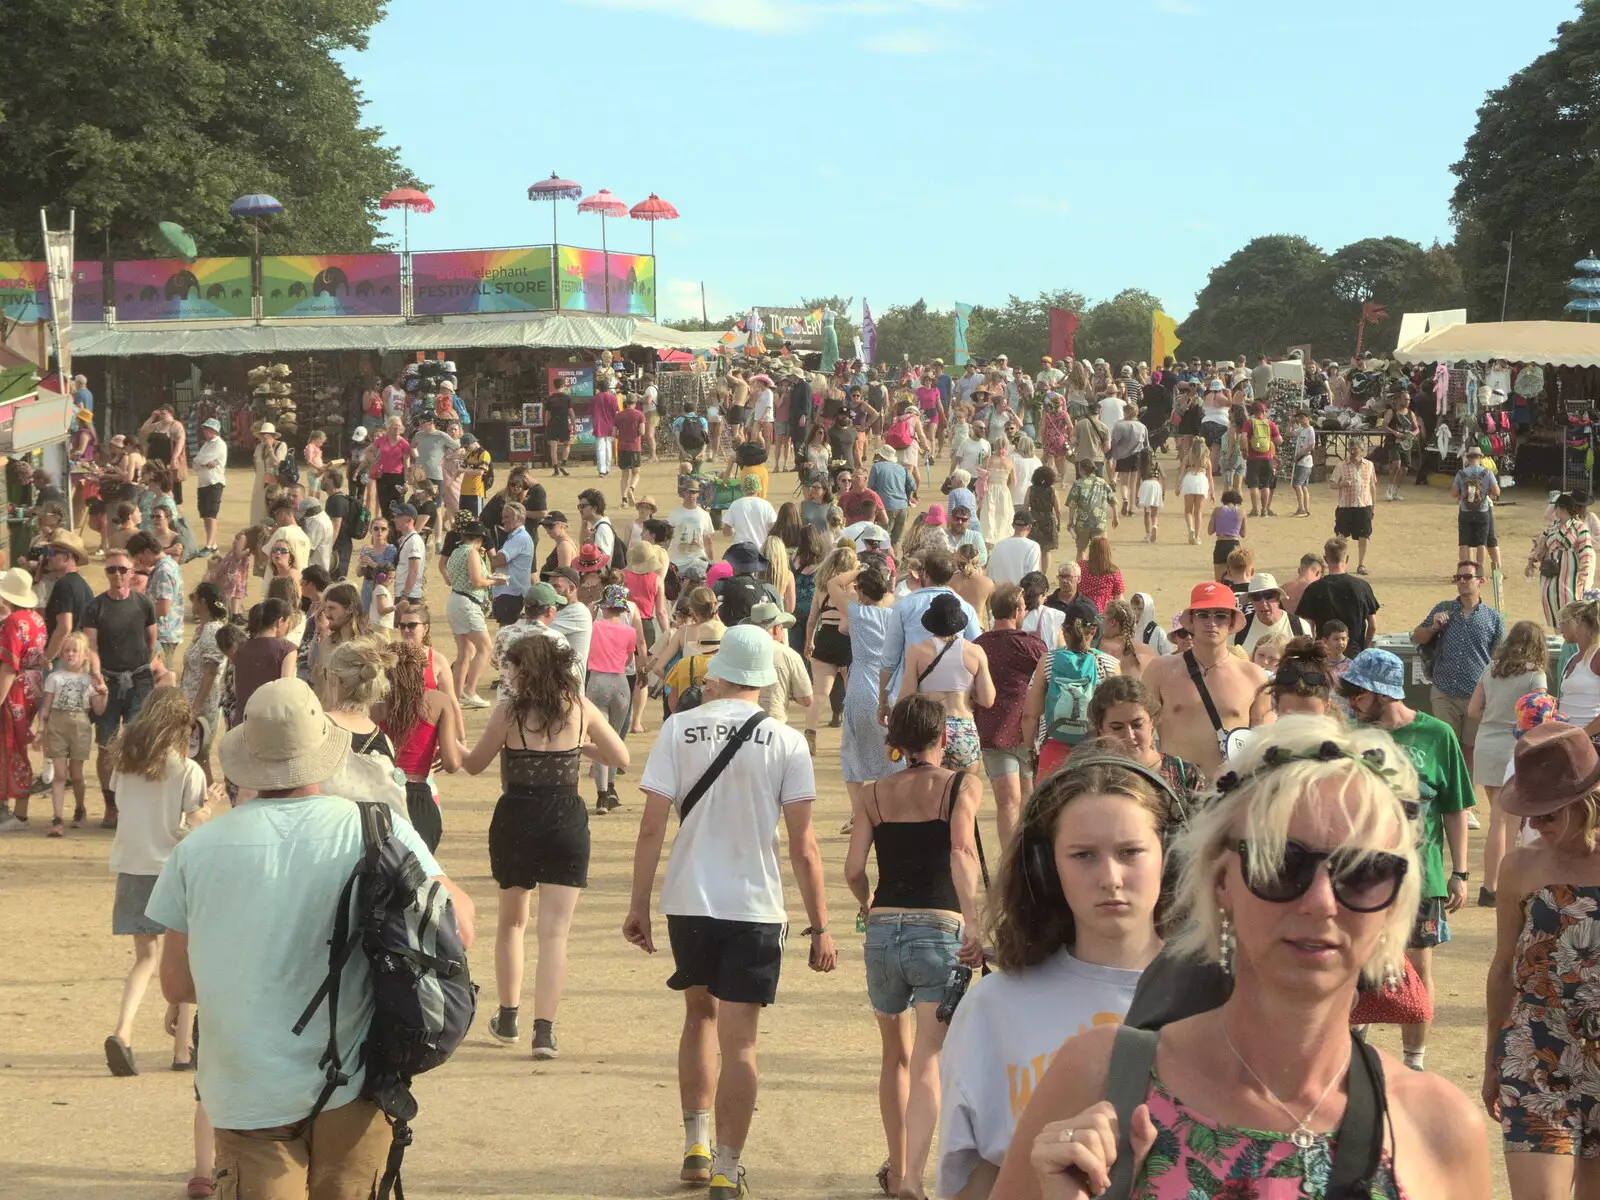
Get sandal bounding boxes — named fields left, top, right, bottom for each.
left=877, top=1163, right=894, bottom=1196
left=47, top=818, right=63, bottom=838
left=104, top=1035, right=137, bottom=1077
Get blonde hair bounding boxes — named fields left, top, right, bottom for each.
left=762, top=536, right=790, bottom=598
left=59, top=631, right=90, bottom=665
left=320, top=634, right=396, bottom=711
left=1169, top=714, right=1421, bottom=987
left=1561, top=599, right=1600, bottom=642
left=1251, top=633, right=1291, bottom=661
left=814, top=542, right=859, bottom=601
left=1184, top=440, right=1209, bottom=473
left=113, top=686, right=194, bottom=780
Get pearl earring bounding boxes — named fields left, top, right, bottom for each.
left=1219, top=912, right=1236, bottom=976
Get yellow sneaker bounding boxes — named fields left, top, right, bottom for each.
left=709, top=1169, right=747, bottom=1199
left=680, top=1145, right=712, bottom=1185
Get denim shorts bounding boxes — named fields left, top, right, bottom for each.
left=1292, top=462, right=1313, bottom=487
left=863, top=913, right=963, bottom=1015
left=982, top=745, right=1031, bottom=778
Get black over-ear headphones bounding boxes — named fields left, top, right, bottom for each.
left=1019, top=754, right=1188, bottom=907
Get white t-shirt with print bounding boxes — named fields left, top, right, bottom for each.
left=724, top=495, right=777, bottom=548
left=394, top=530, right=427, bottom=600
left=640, top=697, right=816, bottom=923
left=368, top=584, right=394, bottom=630
left=109, top=759, right=207, bottom=876
left=667, top=505, right=714, bottom=568
left=937, top=951, right=1143, bottom=1197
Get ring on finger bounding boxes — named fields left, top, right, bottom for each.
left=1058, top=1128, right=1076, bottom=1144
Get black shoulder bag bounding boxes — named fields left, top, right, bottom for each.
left=1183, top=649, right=1238, bottom=759
left=678, top=712, right=769, bottom=824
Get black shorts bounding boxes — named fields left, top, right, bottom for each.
left=1458, top=511, right=1497, bottom=548
left=666, top=915, right=785, bottom=1005
left=1114, top=455, right=1141, bottom=475
left=728, top=405, right=750, bottom=427
left=1334, top=505, right=1374, bottom=541
left=1213, top=537, right=1240, bottom=566
left=1244, top=458, right=1275, bottom=489
left=1202, top=423, right=1227, bottom=447
left=491, top=592, right=524, bottom=626
left=196, top=483, right=224, bottom=519
left=619, top=448, right=641, bottom=469
left=813, top=622, right=853, bottom=667
left=1408, top=895, right=1449, bottom=950
left=1178, top=408, right=1202, bottom=435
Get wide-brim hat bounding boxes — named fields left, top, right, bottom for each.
left=750, top=601, right=796, bottom=629
left=627, top=541, right=668, bottom=574
left=0, top=568, right=36, bottom=608
left=874, top=445, right=896, bottom=461
left=47, top=531, right=88, bottom=565
left=725, top=542, right=768, bottom=574
left=1502, top=722, right=1600, bottom=816
left=218, top=679, right=351, bottom=791
left=706, top=625, right=777, bottom=688
left=256, top=422, right=278, bottom=436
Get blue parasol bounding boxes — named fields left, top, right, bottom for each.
left=230, top=193, right=284, bottom=217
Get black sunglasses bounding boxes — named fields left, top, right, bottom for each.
left=398, top=620, right=423, bottom=629
left=1235, top=839, right=1407, bottom=913
left=104, top=565, right=131, bottom=575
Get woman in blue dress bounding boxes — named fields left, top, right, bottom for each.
left=841, top=561, right=903, bottom=804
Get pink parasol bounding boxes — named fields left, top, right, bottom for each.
left=528, top=173, right=582, bottom=243
left=379, top=187, right=435, bottom=258
left=629, top=193, right=680, bottom=256
left=577, top=191, right=629, bottom=311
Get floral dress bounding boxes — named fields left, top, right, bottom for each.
left=1041, top=407, right=1072, bottom=458
left=1492, top=884, right=1600, bottom=1157
left=208, top=548, right=252, bottom=603
left=0, top=609, right=46, bottom=800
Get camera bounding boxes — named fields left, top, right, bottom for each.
left=935, top=965, right=972, bottom=1024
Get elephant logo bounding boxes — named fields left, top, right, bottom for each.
left=205, top=284, right=226, bottom=300
left=139, top=285, right=160, bottom=302
left=270, top=288, right=282, bottom=299
left=355, top=280, right=374, bottom=297
left=380, top=285, right=394, bottom=296
left=165, top=270, right=201, bottom=301
left=312, top=266, right=350, bottom=296
left=231, top=288, right=243, bottom=298
left=287, top=281, right=307, bottom=299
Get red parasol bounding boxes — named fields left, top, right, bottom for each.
left=528, top=173, right=582, bottom=243
left=379, top=187, right=435, bottom=258
left=629, top=193, right=680, bottom=257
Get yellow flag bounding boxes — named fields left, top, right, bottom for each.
left=1151, top=310, right=1181, bottom=365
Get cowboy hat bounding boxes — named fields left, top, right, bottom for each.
left=574, top=543, right=608, bottom=572
left=46, top=531, right=88, bottom=565
left=0, top=568, right=36, bottom=609
left=256, top=422, right=278, bottom=437
left=218, top=679, right=351, bottom=792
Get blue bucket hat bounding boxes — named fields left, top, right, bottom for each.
left=1341, top=648, right=1406, bottom=700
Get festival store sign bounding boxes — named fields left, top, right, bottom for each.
left=412, top=247, right=553, bottom=315
left=760, top=306, right=824, bottom=351
left=113, top=258, right=253, bottom=320
left=0, top=261, right=105, bottom=323
left=546, top=365, right=595, bottom=398
left=261, top=254, right=402, bottom=318
left=556, top=248, right=656, bottom=316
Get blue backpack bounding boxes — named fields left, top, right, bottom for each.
left=1044, top=648, right=1100, bottom=745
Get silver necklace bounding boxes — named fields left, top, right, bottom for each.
left=1221, top=1021, right=1349, bottom=1151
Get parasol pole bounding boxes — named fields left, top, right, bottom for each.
left=553, top=204, right=558, bottom=248
left=602, top=214, right=610, bottom=314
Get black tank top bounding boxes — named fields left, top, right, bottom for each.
left=869, top=766, right=962, bottom=912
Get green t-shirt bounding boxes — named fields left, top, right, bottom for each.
left=1388, top=711, right=1474, bottom=898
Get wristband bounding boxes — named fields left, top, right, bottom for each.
left=803, top=925, right=827, bottom=936
left=1451, top=870, right=1470, bottom=882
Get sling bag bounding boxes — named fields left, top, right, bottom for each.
left=678, top=712, right=769, bottom=825
left=1183, top=649, right=1244, bottom=758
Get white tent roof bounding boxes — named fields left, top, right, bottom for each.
left=73, top=312, right=710, bottom=358
left=1393, top=320, right=1600, bottom=369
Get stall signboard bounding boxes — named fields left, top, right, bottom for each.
left=547, top=365, right=595, bottom=398
left=261, top=254, right=403, bottom=318
left=759, top=306, right=824, bottom=351
left=0, top=262, right=104, bottom=323
left=412, top=247, right=553, bottom=315
left=557, top=248, right=656, bottom=315
left=114, top=258, right=253, bottom=320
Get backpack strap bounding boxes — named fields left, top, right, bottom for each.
left=678, top=711, right=768, bottom=825
left=1183, top=650, right=1225, bottom=735
left=1102, top=1026, right=1160, bottom=1200
left=917, top=636, right=959, bottom=688
left=1327, top=1034, right=1388, bottom=1198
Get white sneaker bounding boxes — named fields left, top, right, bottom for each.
left=0, top=814, right=26, bottom=833
left=460, top=694, right=491, bottom=709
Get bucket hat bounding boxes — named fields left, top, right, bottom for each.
left=1245, top=573, right=1284, bottom=599
left=0, top=568, right=36, bottom=608
left=706, top=625, right=777, bottom=688
left=1341, top=648, right=1406, bottom=700
left=725, top=542, right=769, bottom=574
left=218, top=679, right=351, bottom=792
left=921, top=592, right=969, bottom=637
left=750, top=601, right=795, bottom=629
left=1501, top=722, right=1600, bottom=817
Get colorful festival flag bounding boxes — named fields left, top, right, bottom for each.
left=954, top=301, right=973, bottom=366
left=1151, top=309, right=1181, bottom=367
left=1049, top=308, right=1079, bottom=361
left=861, top=299, right=878, bottom=365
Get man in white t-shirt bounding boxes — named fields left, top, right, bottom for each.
left=627, top=627, right=835, bottom=1199
left=722, top=476, right=776, bottom=548
left=546, top=567, right=592, bottom=684
left=191, top=418, right=229, bottom=553
left=667, top=478, right=715, bottom=572
left=389, top=503, right=427, bottom=603
left=750, top=602, right=812, bottom=720
left=1098, top=381, right=1126, bottom=428
left=750, top=382, right=774, bottom=446
left=987, top=510, right=1042, bottom=586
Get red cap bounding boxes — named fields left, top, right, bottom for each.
left=1188, top=582, right=1240, bottom=611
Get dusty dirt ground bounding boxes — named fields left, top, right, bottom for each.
left=0, top=448, right=1546, bottom=1199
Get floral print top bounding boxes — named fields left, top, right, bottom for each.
left=1135, top=1073, right=1405, bottom=1199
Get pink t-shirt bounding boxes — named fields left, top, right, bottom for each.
left=592, top=391, right=619, bottom=437
left=376, top=435, right=410, bottom=476
left=916, top=385, right=941, bottom=412
left=588, top=618, right=636, bottom=675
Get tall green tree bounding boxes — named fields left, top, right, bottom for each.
left=872, top=299, right=955, bottom=368
left=1452, top=1, right=1600, bottom=320
left=0, top=0, right=413, bottom=260
left=798, top=295, right=858, bottom=357
left=1176, top=235, right=1329, bottom=360
left=1077, top=288, right=1163, bottom=368
left=967, top=289, right=1088, bottom=366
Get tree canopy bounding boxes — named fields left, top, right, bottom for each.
left=1451, top=0, right=1600, bottom=320
left=0, top=0, right=413, bottom=260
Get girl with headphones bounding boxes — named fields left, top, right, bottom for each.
left=935, top=748, right=1169, bottom=1200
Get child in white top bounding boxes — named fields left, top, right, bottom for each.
left=369, top=564, right=396, bottom=634
left=1178, top=439, right=1213, bottom=545
left=39, top=631, right=104, bottom=834
left=1136, top=450, right=1166, bottom=543
left=303, top=430, right=327, bottom=495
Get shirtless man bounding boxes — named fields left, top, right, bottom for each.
left=1142, top=581, right=1273, bottom=775
left=1282, top=552, right=1325, bottom=615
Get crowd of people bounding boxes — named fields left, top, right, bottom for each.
left=26, top=350, right=1600, bottom=1200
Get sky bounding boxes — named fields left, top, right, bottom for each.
left=346, top=0, right=1578, bottom=324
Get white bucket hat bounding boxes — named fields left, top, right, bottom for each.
left=706, top=626, right=777, bottom=688
left=0, top=567, right=36, bottom=608
left=218, top=679, right=351, bottom=791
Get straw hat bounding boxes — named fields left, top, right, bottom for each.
left=218, top=679, right=352, bottom=792
left=627, top=541, right=667, bottom=574
left=0, top=568, right=36, bottom=608
left=46, top=531, right=88, bottom=565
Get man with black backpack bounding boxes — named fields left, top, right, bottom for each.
left=713, top=542, right=773, bottom=627
left=151, top=679, right=477, bottom=1200
left=627, top=627, right=835, bottom=1200
left=674, top=403, right=710, bottom=470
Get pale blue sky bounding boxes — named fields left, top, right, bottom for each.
left=347, top=0, right=1575, bottom=322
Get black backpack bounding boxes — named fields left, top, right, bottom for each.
left=595, top=518, right=626, bottom=570
left=677, top=415, right=707, bottom=453
left=292, top=801, right=476, bottom=1200
left=715, top=573, right=765, bottom=626
left=277, top=446, right=301, bottom=486
left=346, top=497, right=371, bottom=543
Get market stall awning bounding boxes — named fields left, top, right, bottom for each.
left=72, top=312, right=715, bottom=358
left=1393, top=320, right=1600, bottom=369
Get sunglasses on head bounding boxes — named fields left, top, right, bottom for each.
left=1275, top=662, right=1329, bottom=689
left=1236, top=839, right=1407, bottom=912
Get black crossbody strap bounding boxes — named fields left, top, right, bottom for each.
left=1183, top=649, right=1225, bottom=734
left=1327, top=1033, right=1387, bottom=1197
left=918, top=636, right=959, bottom=687
left=678, top=712, right=768, bottom=825
left=1102, top=1026, right=1160, bottom=1200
